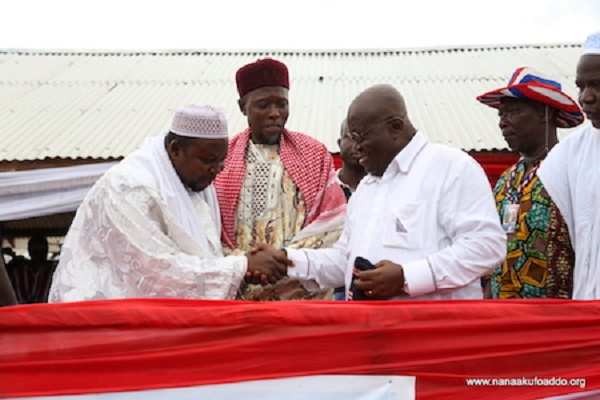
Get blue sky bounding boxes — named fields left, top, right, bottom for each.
left=2, top=0, right=600, bottom=49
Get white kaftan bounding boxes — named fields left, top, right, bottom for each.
left=50, top=135, right=247, bottom=302
left=538, top=123, right=600, bottom=299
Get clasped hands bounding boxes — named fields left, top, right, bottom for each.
left=245, top=244, right=293, bottom=285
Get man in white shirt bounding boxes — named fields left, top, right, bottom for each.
left=538, top=31, right=600, bottom=299
left=50, top=105, right=289, bottom=302
left=271, top=84, right=506, bottom=300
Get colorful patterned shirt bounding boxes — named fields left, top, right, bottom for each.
left=491, top=159, right=574, bottom=299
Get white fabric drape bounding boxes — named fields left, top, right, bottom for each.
left=0, top=162, right=117, bottom=221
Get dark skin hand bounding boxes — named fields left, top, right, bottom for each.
left=245, top=244, right=293, bottom=284
left=245, top=245, right=293, bottom=284
left=353, top=260, right=405, bottom=299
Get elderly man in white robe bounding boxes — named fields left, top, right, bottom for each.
left=538, top=31, right=600, bottom=299
left=50, top=105, right=289, bottom=302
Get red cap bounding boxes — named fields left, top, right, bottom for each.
left=235, top=58, right=289, bottom=97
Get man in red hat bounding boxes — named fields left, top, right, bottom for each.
left=214, top=58, right=347, bottom=301
left=477, top=66, right=584, bottom=299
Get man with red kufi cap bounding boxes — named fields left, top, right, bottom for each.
left=477, top=67, right=584, bottom=299
left=214, top=58, right=347, bottom=301
left=49, top=105, right=290, bottom=302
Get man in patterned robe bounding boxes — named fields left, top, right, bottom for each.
left=477, top=67, right=584, bottom=299
left=214, top=58, right=347, bottom=301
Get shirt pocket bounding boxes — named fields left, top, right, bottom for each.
left=383, top=202, right=423, bottom=249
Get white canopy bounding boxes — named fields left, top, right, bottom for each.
left=0, top=162, right=117, bottom=221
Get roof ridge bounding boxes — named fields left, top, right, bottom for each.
left=0, top=43, right=581, bottom=56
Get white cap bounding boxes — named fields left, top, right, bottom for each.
left=170, top=105, right=228, bottom=139
left=582, top=31, right=600, bottom=55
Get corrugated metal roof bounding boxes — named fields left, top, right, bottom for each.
left=1, top=211, right=74, bottom=238
left=0, top=44, right=584, bottom=162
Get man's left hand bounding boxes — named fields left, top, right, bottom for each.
left=353, top=260, right=405, bottom=299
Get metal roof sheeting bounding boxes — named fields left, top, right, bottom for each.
left=0, top=45, right=584, bottom=162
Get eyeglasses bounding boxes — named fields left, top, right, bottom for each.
left=347, top=116, right=400, bottom=143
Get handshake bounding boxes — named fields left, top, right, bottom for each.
left=244, top=244, right=294, bottom=285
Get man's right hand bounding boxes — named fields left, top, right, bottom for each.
left=245, top=246, right=293, bottom=285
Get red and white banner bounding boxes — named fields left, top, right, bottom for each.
left=1, top=299, right=599, bottom=399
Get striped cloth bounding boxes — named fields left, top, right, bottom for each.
left=215, top=128, right=347, bottom=249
